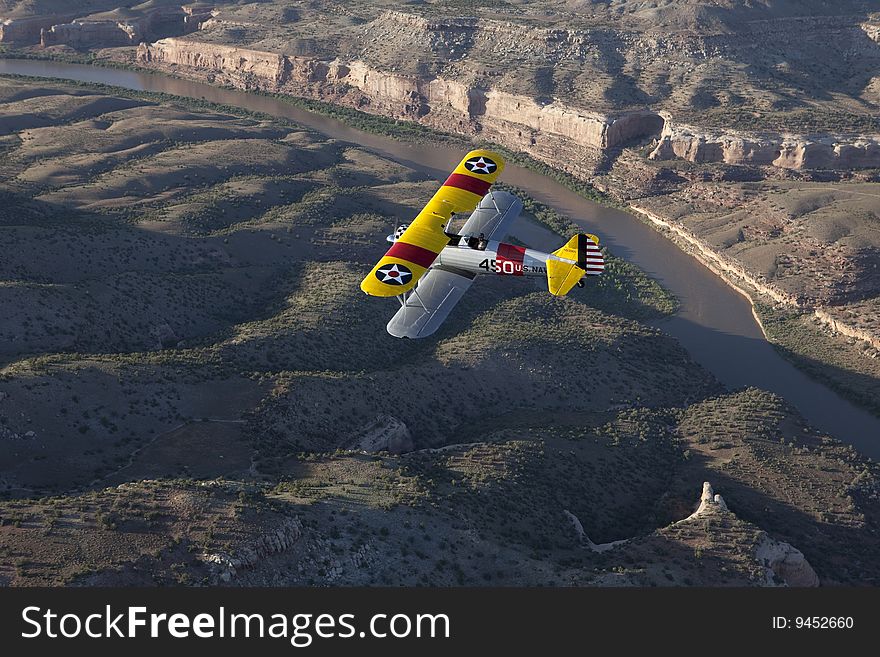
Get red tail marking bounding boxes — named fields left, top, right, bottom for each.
left=496, top=243, right=526, bottom=276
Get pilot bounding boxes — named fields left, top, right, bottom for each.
left=477, top=232, right=487, bottom=250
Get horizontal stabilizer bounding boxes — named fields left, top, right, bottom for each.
left=547, top=259, right=585, bottom=297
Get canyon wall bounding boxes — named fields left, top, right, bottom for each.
left=0, top=15, right=74, bottom=44
left=136, top=38, right=664, bottom=177
left=136, top=37, right=878, bottom=172
left=630, top=204, right=797, bottom=307
left=1, top=6, right=213, bottom=49
left=139, top=37, right=289, bottom=86
left=41, top=21, right=140, bottom=48
left=649, top=119, right=880, bottom=170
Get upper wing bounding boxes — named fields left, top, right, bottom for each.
left=360, top=149, right=504, bottom=297
left=457, top=190, right=523, bottom=242
left=386, top=266, right=475, bottom=338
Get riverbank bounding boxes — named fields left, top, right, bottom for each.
left=630, top=204, right=880, bottom=418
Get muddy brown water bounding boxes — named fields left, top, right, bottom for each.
left=2, top=58, right=878, bottom=458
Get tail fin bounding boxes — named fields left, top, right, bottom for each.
left=547, top=233, right=603, bottom=296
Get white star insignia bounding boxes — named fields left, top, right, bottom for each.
left=466, top=156, right=496, bottom=174
left=376, top=263, right=412, bottom=285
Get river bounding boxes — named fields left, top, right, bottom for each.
left=1, top=58, right=878, bottom=458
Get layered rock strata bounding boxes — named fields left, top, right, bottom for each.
left=650, top=119, right=880, bottom=170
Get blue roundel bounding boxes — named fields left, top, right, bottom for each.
left=376, top=263, right=413, bottom=285
left=464, top=156, right=497, bottom=175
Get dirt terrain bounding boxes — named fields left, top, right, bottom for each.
left=1, top=77, right=879, bottom=586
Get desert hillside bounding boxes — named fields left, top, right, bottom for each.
left=1, top=77, right=878, bottom=586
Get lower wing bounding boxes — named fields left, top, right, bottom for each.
left=386, top=267, right=475, bottom=338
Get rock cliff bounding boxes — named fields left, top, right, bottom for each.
left=41, top=20, right=139, bottom=48
left=0, top=15, right=73, bottom=44
left=1, top=5, right=213, bottom=49
left=136, top=37, right=664, bottom=177
left=649, top=119, right=880, bottom=170
left=135, top=29, right=878, bottom=172
left=755, top=533, right=820, bottom=587
left=203, top=516, right=303, bottom=583
left=139, top=37, right=288, bottom=87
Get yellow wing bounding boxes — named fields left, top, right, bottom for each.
left=360, top=149, right=505, bottom=297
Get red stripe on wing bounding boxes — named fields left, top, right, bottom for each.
left=443, top=173, right=492, bottom=196
left=386, top=241, right=440, bottom=269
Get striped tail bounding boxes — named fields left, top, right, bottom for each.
left=579, top=233, right=604, bottom=275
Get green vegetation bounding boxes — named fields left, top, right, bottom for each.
left=0, top=49, right=102, bottom=66
left=695, top=107, right=880, bottom=134
left=491, top=146, right=611, bottom=206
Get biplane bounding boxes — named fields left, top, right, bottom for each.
left=360, top=149, right=604, bottom=338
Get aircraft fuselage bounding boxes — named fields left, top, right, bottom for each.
left=435, top=239, right=565, bottom=277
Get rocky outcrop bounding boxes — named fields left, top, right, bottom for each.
left=679, top=482, right=819, bottom=587
left=682, top=481, right=729, bottom=521
left=203, top=516, right=303, bottom=583
left=0, top=15, right=74, bottom=44
left=649, top=119, right=880, bottom=170
left=567, top=481, right=819, bottom=586
left=41, top=21, right=139, bottom=48
left=756, top=534, right=820, bottom=587
left=862, top=20, right=880, bottom=44
left=18, top=6, right=213, bottom=49
left=349, top=414, right=414, bottom=454
left=480, top=90, right=662, bottom=150
left=814, top=308, right=880, bottom=351
left=183, top=5, right=215, bottom=30
left=138, top=38, right=288, bottom=87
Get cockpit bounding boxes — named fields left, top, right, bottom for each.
left=445, top=232, right=489, bottom=251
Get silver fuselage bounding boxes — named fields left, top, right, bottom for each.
left=435, top=240, right=566, bottom=277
